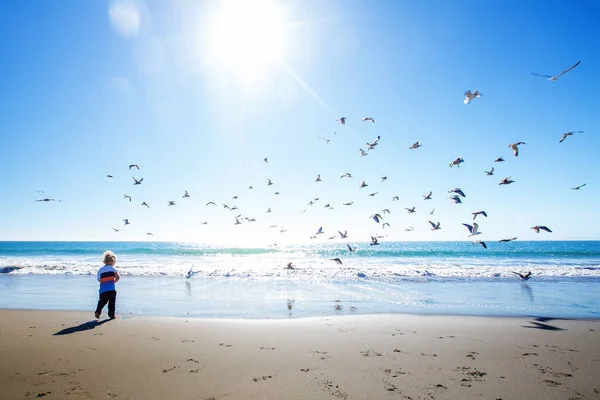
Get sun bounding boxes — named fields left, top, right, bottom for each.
left=205, top=0, right=288, bottom=86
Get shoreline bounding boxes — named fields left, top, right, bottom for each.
left=1, top=310, right=599, bottom=399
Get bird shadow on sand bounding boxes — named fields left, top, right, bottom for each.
left=522, top=317, right=567, bottom=331
left=53, top=319, right=111, bottom=336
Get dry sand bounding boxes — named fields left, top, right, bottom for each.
left=0, top=310, right=599, bottom=399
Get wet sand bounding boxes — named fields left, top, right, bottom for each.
left=0, top=310, right=599, bottom=399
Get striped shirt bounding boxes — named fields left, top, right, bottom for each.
left=97, top=265, right=118, bottom=293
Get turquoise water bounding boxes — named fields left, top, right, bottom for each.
left=1, top=241, right=599, bottom=318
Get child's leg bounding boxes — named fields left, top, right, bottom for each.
left=107, top=291, right=117, bottom=319
left=95, top=292, right=109, bottom=317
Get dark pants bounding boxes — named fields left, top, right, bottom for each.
left=95, top=290, right=117, bottom=319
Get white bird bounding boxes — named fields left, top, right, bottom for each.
left=448, top=195, right=462, bottom=204
left=472, top=211, right=488, bottom=220
left=141, top=202, right=149, bottom=208
left=347, top=244, right=356, bottom=252
left=167, top=201, right=175, bottom=206
left=464, top=90, right=482, bottom=104
left=129, top=164, right=140, bottom=170
left=448, top=188, right=466, bottom=197
left=339, top=230, right=348, bottom=238
left=340, top=173, right=352, bottom=179
left=123, top=194, right=132, bottom=202
left=182, top=190, right=190, bottom=198
left=362, top=117, right=375, bottom=123
left=429, top=221, right=441, bottom=231
left=499, top=237, right=517, bottom=243
left=531, top=225, right=552, bottom=233
left=560, top=131, right=584, bottom=143
left=484, top=167, right=494, bottom=176
left=429, top=209, right=435, bottom=215
left=359, top=149, right=368, bottom=157
left=315, top=174, right=322, bottom=182
left=462, top=222, right=481, bottom=237
left=499, top=177, right=515, bottom=185
left=342, top=202, right=353, bottom=206
left=449, top=157, right=464, bottom=168
left=531, top=60, right=580, bottom=81
left=267, top=178, right=273, bottom=186
left=123, top=218, right=130, bottom=225
left=337, top=117, right=347, bottom=125
left=316, top=227, right=324, bottom=235
left=423, top=191, right=432, bottom=200
left=132, top=176, right=143, bottom=185
left=392, top=196, right=399, bottom=201
left=405, top=207, right=416, bottom=214
left=509, top=142, right=526, bottom=157
left=359, top=180, right=368, bottom=188
left=318, top=137, right=330, bottom=144
left=472, top=240, right=487, bottom=249
left=366, top=135, right=380, bottom=150
left=409, top=141, right=421, bottom=150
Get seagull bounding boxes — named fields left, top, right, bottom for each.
left=316, top=227, right=324, bottom=235
left=512, top=271, right=532, bottom=281
left=472, top=240, right=487, bottom=249
left=409, top=141, right=421, bottom=150
left=472, top=211, right=488, bottom=220
left=206, top=201, right=217, bottom=206
left=572, top=183, right=587, bottom=190
left=123, top=218, right=130, bottom=225
left=232, top=196, right=238, bottom=199
left=146, top=233, right=154, bottom=236
left=285, top=262, right=296, bottom=270
left=200, top=221, right=208, bottom=225
left=340, top=173, right=352, bottom=179
left=359, top=149, right=368, bottom=157
left=429, top=209, right=435, bottom=215
left=370, top=236, right=379, bottom=246
left=381, top=209, right=390, bottom=214
left=405, top=207, right=416, bottom=214
left=248, top=186, right=253, bottom=189
left=337, top=117, right=347, bottom=125
left=244, top=217, right=256, bottom=222
left=499, top=237, right=517, bottom=243
left=362, top=117, right=375, bottom=123
left=167, top=201, right=175, bottom=206
left=464, top=90, right=482, bottom=104
left=267, top=178, right=273, bottom=186
left=423, top=191, right=432, bottom=200
left=448, top=188, right=466, bottom=197
left=223, top=204, right=231, bottom=210
left=449, top=157, right=464, bottom=168
left=129, top=164, right=139, bottom=170
left=462, top=222, right=481, bottom=237
left=342, top=202, right=354, bottom=206
left=531, top=225, right=552, bottom=233
left=327, top=235, right=336, bottom=240
left=531, top=60, right=580, bottom=81
left=560, top=131, right=584, bottom=143
left=494, top=157, right=505, bottom=163
left=509, top=142, right=526, bottom=157
left=347, top=244, right=355, bottom=252
left=274, top=192, right=280, bottom=195
left=381, top=176, right=387, bottom=182
left=132, top=177, right=143, bottom=185
left=315, top=174, right=322, bottom=182
left=382, top=222, right=390, bottom=228
left=484, top=167, right=494, bottom=176
left=112, top=228, right=121, bottom=232
left=266, top=207, right=272, bottom=213
left=405, top=226, right=414, bottom=232
left=235, top=217, right=242, bottom=225
left=392, top=196, right=399, bottom=201
left=368, top=192, right=378, bottom=196
left=123, top=195, right=132, bottom=202
left=331, top=258, right=343, bottom=265
left=499, top=177, right=514, bottom=185
left=141, top=202, right=149, bottom=208
left=182, top=190, right=190, bottom=198
left=318, top=137, right=330, bottom=144
left=36, top=198, right=57, bottom=202
left=106, top=175, right=113, bottom=178
left=339, top=230, right=348, bottom=238
left=448, top=195, right=462, bottom=204
left=264, top=158, right=268, bottom=163
left=429, top=221, right=441, bottom=231
left=324, top=204, right=331, bottom=208
left=359, top=180, right=368, bottom=188
left=371, top=214, right=383, bottom=223
left=366, top=136, right=380, bottom=150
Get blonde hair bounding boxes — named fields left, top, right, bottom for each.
left=103, top=250, right=117, bottom=265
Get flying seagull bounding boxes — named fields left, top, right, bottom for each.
left=370, top=236, right=379, bottom=246
left=368, top=192, right=378, bottom=196
left=112, top=228, right=121, bottom=232
left=146, top=233, right=154, bottom=236
left=472, top=211, right=488, bottom=220
left=182, top=190, right=190, bottom=198
left=381, top=209, right=390, bottom=214
left=499, top=237, right=517, bottom=243
left=267, top=178, right=273, bottom=186
left=36, top=198, right=57, bottom=202
left=316, top=227, right=324, bottom=235
left=429, top=221, right=441, bottom=231
left=463, top=222, right=482, bottom=237
left=342, top=202, right=354, bottom=206
left=331, top=258, right=343, bottom=265
left=339, top=230, right=348, bottom=238
left=340, top=173, right=352, bottom=179
left=315, top=174, right=321, bottom=182
left=123, top=218, right=130, bottom=225
left=560, top=131, right=584, bottom=143
left=449, top=157, right=464, bottom=168
left=359, top=149, right=368, bottom=157
left=347, top=244, right=355, bottom=252
left=472, top=240, right=487, bottom=249
left=494, top=157, right=505, bottom=163
left=129, top=164, right=139, bottom=170
left=499, top=177, right=515, bottom=185
left=141, top=202, right=149, bottom=208
left=206, top=201, right=217, bottom=206
left=392, top=196, right=399, bottom=201
left=337, top=117, right=347, bottom=125
left=405, top=207, right=416, bottom=214
left=571, top=183, right=587, bottom=190
left=264, top=158, right=268, bottom=163
left=429, top=209, right=435, bottom=215
left=448, top=188, right=466, bottom=197
left=512, top=271, right=532, bottom=281
left=531, top=60, right=580, bottom=81
left=362, top=117, right=375, bottom=123
left=464, top=90, right=482, bottom=104
left=381, top=176, right=387, bottom=182
left=123, top=195, right=132, bottom=202
left=409, top=141, right=421, bottom=150
left=371, top=213, right=383, bottom=223
left=106, top=174, right=113, bottom=178
left=132, top=177, right=143, bottom=185
left=484, top=167, right=494, bottom=176
left=423, top=191, right=432, bottom=200
left=531, top=225, right=552, bottom=233
left=359, top=180, right=368, bottom=188
left=167, top=201, right=175, bottom=206
left=318, top=137, right=330, bottom=144
left=509, top=142, right=526, bottom=157
left=448, top=195, right=462, bottom=204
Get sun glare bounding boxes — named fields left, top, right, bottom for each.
left=206, top=0, right=287, bottom=85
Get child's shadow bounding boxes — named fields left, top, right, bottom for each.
left=53, top=319, right=111, bottom=336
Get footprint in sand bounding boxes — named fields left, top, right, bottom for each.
left=186, top=358, right=200, bottom=364
left=219, top=343, right=232, bottom=347
left=260, top=347, right=275, bottom=350
left=420, top=352, right=438, bottom=357
left=544, top=379, right=562, bottom=386
left=361, top=350, right=382, bottom=357
left=162, top=366, right=179, bottom=373
left=253, top=375, right=272, bottom=382
left=383, top=368, right=406, bottom=378
left=182, top=339, right=195, bottom=343
left=300, top=368, right=310, bottom=372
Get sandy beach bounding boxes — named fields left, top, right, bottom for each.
left=0, top=310, right=598, bottom=400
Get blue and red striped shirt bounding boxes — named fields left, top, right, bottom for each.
left=97, top=265, right=118, bottom=293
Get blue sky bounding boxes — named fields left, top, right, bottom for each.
left=0, top=0, right=598, bottom=244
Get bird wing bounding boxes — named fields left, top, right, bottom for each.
left=481, top=242, right=487, bottom=249
left=512, top=271, right=525, bottom=279
left=531, top=72, right=553, bottom=79
left=429, top=221, right=436, bottom=229
left=463, top=223, right=473, bottom=233
left=554, top=60, right=580, bottom=78
left=540, top=226, right=552, bottom=233
left=481, top=211, right=487, bottom=217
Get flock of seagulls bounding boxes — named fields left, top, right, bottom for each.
left=34, top=60, right=587, bottom=281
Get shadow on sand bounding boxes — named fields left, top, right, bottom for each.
left=522, top=316, right=567, bottom=331
left=53, top=319, right=112, bottom=336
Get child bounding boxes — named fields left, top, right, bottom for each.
left=95, top=250, right=120, bottom=320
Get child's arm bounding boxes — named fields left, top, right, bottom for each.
left=115, top=272, right=120, bottom=283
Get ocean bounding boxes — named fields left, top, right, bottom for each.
left=1, top=241, right=599, bottom=319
